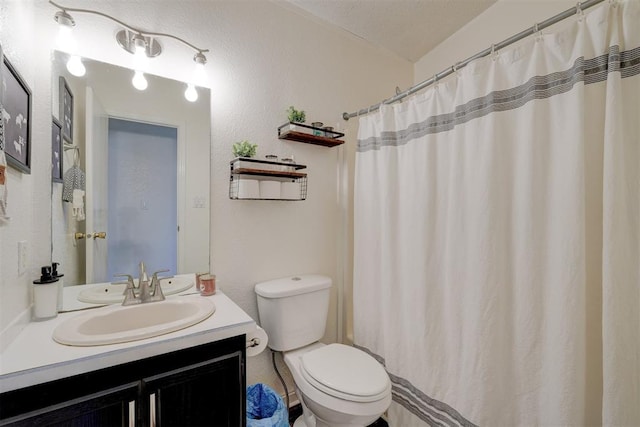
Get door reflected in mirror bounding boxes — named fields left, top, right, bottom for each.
left=51, top=51, right=210, bottom=293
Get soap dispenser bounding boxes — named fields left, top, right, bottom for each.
left=33, top=266, right=59, bottom=320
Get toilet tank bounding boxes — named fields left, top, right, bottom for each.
left=255, top=275, right=331, bottom=352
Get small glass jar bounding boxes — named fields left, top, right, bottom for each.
left=264, top=154, right=278, bottom=171
left=281, top=157, right=296, bottom=172
left=323, top=126, right=334, bottom=138
left=311, top=122, right=324, bottom=136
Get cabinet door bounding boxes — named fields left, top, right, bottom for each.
left=143, top=351, right=244, bottom=427
left=0, top=382, right=138, bottom=427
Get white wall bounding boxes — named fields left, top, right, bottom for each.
left=414, top=0, right=578, bottom=84
left=0, top=0, right=412, bottom=398
left=0, top=0, right=52, bottom=347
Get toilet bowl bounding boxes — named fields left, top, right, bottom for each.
left=255, top=275, right=391, bottom=427
left=284, top=342, right=391, bottom=427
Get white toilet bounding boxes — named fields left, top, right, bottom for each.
left=255, top=275, right=391, bottom=427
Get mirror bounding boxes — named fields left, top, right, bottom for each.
left=51, top=51, right=210, bottom=293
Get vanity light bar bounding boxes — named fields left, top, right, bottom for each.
left=49, top=0, right=209, bottom=99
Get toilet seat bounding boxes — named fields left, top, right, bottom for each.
left=300, top=344, right=390, bottom=403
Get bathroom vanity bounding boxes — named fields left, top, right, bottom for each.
left=0, top=289, right=256, bottom=426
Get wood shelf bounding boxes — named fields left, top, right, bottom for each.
left=231, top=168, right=307, bottom=179
left=278, top=130, right=345, bottom=147
left=277, top=122, right=345, bottom=147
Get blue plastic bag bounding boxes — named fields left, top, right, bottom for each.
left=246, top=383, right=288, bottom=427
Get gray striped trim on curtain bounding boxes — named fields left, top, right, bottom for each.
left=354, top=344, right=478, bottom=427
left=358, top=45, right=640, bottom=153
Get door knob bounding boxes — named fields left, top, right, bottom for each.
left=74, top=232, right=92, bottom=240
left=93, top=232, right=107, bottom=239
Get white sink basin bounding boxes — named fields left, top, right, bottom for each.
left=53, top=298, right=215, bottom=346
left=77, top=276, right=194, bottom=304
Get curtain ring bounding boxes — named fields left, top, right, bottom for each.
left=452, top=62, right=460, bottom=76
left=533, top=23, right=543, bottom=41
left=491, top=44, right=499, bottom=61
left=576, top=2, right=584, bottom=21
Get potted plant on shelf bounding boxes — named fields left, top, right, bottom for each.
left=287, top=106, right=306, bottom=123
left=232, top=140, right=257, bottom=158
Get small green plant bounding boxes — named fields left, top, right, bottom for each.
left=232, top=140, right=257, bottom=158
left=287, top=106, right=306, bottom=123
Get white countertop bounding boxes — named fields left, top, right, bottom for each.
left=0, top=283, right=256, bottom=393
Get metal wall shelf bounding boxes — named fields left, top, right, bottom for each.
left=229, top=157, right=307, bottom=201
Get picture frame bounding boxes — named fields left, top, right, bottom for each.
left=1, top=52, right=32, bottom=174
left=59, top=76, right=74, bottom=144
left=51, top=117, right=63, bottom=183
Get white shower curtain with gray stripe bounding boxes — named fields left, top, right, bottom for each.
left=353, top=2, right=639, bottom=425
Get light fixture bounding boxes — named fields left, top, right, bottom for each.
left=53, top=8, right=85, bottom=76
left=132, top=70, right=148, bottom=91
left=54, top=9, right=75, bottom=52
left=50, top=0, right=210, bottom=95
left=192, top=51, right=207, bottom=85
left=184, top=84, right=198, bottom=102
left=183, top=52, right=207, bottom=101
left=115, top=30, right=162, bottom=58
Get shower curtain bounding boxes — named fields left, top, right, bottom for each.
left=353, top=1, right=639, bottom=426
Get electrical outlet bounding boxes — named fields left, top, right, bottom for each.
left=18, top=240, right=28, bottom=276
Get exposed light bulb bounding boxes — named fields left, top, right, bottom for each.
left=66, top=55, right=86, bottom=77
left=192, top=52, right=207, bottom=86
left=134, top=43, right=146, bottom=56
left=132, top=71, right=148, bottom=91
left=130, top=33, right=149, bottom=71
left=193, top=62, right=206, bottom=86
left=56, top=24, right=76, bottom=52
left=54, top=10, right=76, bottom=52
left=184, top=84, right=198, bottom=102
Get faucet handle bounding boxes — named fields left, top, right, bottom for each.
left=113, top=274, right=135, bottom=290
left=114, top=274, right=140, bottom=305
left=150, top=270, right=170, bottom=301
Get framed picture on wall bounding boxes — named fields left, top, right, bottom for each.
left=1, top=53, right=32, bottom=174
left=59, top=76, right=74, bottom=144
left=52, top=117, right=63, bottom=183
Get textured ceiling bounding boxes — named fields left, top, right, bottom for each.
left=285, top=0, right=497, bottom=62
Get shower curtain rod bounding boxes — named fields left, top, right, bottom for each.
left=342, top=0, right=605, bottom=121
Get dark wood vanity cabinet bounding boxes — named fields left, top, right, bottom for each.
left=0, top=335, right=246, bottom=427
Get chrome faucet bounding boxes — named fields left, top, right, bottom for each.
left=114, top=261, right=169, bottom=306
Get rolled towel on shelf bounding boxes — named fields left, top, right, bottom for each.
left=259, top=180, right=281, bottom=199
left=281, top=181, right=301, bottom=200
left=238, top=179, right=259, bottom=199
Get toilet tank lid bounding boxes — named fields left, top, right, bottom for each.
left=255, top=275, right=331, bottom=298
